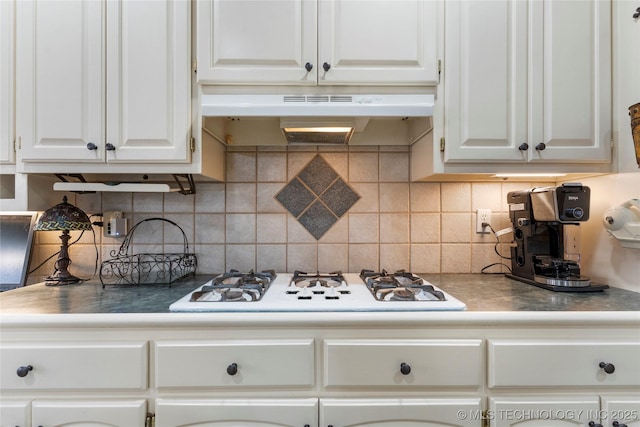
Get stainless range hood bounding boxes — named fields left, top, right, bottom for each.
left=201, top=93, right=435, bottom=145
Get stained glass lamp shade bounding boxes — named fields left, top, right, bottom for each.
left=33, top=196, right=92, bottom=285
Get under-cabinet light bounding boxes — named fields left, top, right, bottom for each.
left=493, top=173, right=567, bottom=178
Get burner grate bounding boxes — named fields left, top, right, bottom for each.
left=360, top=269, right=446, bottom=302
left=190, top=269, right=276, bottom=302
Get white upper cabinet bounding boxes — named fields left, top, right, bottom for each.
left=197, top=0, right=439, bottom=86
left=15, top=0, right=191, bottom=166
left=0, top=0, right=15, bottom=165
left=443, top=0, right=611, bottom=164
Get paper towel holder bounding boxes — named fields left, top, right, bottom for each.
left=603, top=199, right=640, bottom=249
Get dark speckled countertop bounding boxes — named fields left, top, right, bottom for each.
left=1, top=274, right=639, bottom=314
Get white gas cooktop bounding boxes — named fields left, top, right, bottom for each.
left=169, top=273, right=466, bottom=312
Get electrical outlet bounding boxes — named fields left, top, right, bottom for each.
left=476, top=209, right=491, bottom=233
left=103, top=211, right=127, bottom=237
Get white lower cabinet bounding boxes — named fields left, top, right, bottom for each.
left=320, top=398, right=482, bottom=427
left=155, top=398, right=318, bottom=427
left=489, top=396, right=640, bottom=427
left=32, top=399, right=147, bottom=427
left=0, top=400, right=30, bottom=427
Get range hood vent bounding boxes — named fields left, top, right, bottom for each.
left=201, top=94, right=435, bottom=117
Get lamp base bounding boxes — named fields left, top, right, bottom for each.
left=44, top=270, right=82, bottom=286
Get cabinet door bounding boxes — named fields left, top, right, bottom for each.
left=155, top=398, right=318, bottom=427
left=318, top=0, right=439, bottom=85
left=600, top=396, right=640, bottom=427
left=105, top=0, right=191, bottom=163
left=196, top=0, right=317, bottom=85
left=489, top=397, right=600, bottom=427
left=0, top=0, right=14, bottom=165
left=443, top=0, right=528, bottom=162
left=530, top=0, right=611, bottom=163
left=32, top=400, right=147, bottom=427
left=320, top=398, right=482, bottom=427
left=0, top=400, right=30, bottom=427
left=16, top=0, right=104, bottom=163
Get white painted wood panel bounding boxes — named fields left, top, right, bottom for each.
left=106, top=0, right=191, bottom=163
left=324, top=339, right=482, bottom=387
left=155, top=339, right=315, bottom=388
left=488, top=339, right=640, bottom=387
left=320, top=398, right=482, bottom=427
left=0, top=0, right=15, bottom=165
left=197, top=0, right=317, bottom=84
left=16, top=0, right=104, bottom=162
left=0, top=341, right=148, bottom=390
left=32, top=399, right=147, bottom=427
left=489, top=396, right=600, bottom=427
left=155, top=398, right=318, bottom=427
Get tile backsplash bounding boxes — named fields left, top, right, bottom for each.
left=30, top=146, right=555, bottom=282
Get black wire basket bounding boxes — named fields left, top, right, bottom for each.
left=99, top=218, right=197, bottom=287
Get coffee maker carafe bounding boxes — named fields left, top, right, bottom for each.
left=506, top=183, right=608, bottom=291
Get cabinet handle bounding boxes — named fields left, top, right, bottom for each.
left=400, top=362, right=412, bottom=375
left=305, top=62, right=313, bottom=72
left=226, top=362, right=238, bottom=376
left=535, top=142, right=546, bottom=151
left=323, top=62, right=331, bottom=72
left=105, top=143, right=116, bottom=151
left=613, top=422, right=628, bottom=427
left=17, top=365, right=33, bottom=377
left=518, top=143, right=529, bottom=151
left=86, top=142, right=97, bottom=150
left=634, top=7, right=640, bottom=19
left=599, top=361, right=615, bottom=374
left=589, top=422, right=603, bottom=427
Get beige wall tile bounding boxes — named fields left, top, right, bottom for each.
left=410, top=244, right=440, bottom=273
left=226, top=245, right=255, bottom=271
left=349, top=214, right=378, bottom=243
left=195, top=244, right=225, bottom=274
left=441, top=244, right=471, bottom=273
left=226, top=214, right=255, bottom=243
left=471, top=243, right=504, bottom=273
left=226, top=183, right=256, bottom=212
left=288, top=152, right=316, bottom=179
left=380, top=182, right=409, bottom=212
left=410, top=182, right=440, bottom=212
left=441, top=212, right=471, bottom=243
left=287, top=216, right=316, bottom=243
left=195, top=183, right=225, bottom=213
left=380, top=213, right=409, bottom=243
left=471, top=182, right=502, bottom=212
left=102, top=192, right=133, bottom=213
left=257, top=213, right=287, bottom=244
left=349, top=152, right=379, bottom=182
left=257, top=244, right=286, bottom=272
left=287, top=244, right=318, bottom=272
left=164, top=192, right=195, bottom=213
left=379, top=152, right=409, bottom=182
left=320, top=152, right=349, bottom=180
left=350, top=183, right=379, bottom=213
left=319, top=216, right=348, bottom=243
left=195, top=213, right=225, bottom=244
left=348, top=244, right=379, bottom=272
left=257, top=151, right=287, bottom=182
left=380, top=244, right=409, bottom=271
left=164, top=214, right=194, bottom=246
left=226, top=151, right=256, bottom=182
left=257, top=183, right=287, bottom=213
left=410, top=213, right=440, bottom=243
left=133, top=192, right=163, bottom=213
left=441, top=182, right=471, bottom=212
left=318, top=244, right=349, bottom=272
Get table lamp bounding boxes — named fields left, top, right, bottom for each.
left=34, top=196, right=92, bottom=285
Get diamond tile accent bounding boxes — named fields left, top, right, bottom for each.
left=320, top=178, right=360, bottom=218
left=298, top=200, right=337, bottom=240
left=275, top=154, right=360, bottom=240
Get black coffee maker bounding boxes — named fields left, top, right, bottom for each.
left=506, top=183, right=608, bottom=292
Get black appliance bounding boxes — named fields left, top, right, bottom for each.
left=506, top=183, right=608, bottom=292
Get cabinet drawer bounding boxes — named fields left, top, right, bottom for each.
left=155, top=339, right=314, bottom=388
left=0, top=341, right=148, bottom=390
left=324, top=339, right=482, bottom=388
left=488, top=339, right=640, bottom=387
